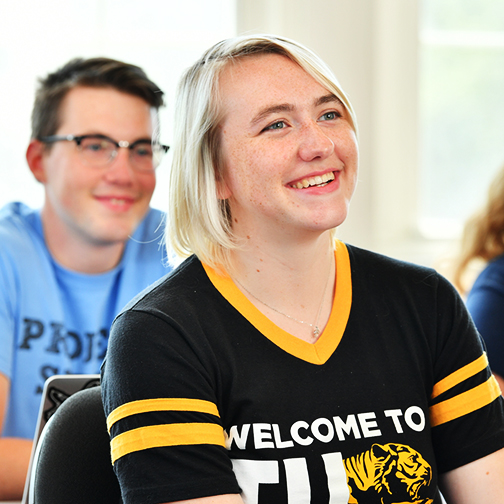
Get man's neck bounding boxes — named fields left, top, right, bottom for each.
left=40, top=208, right=127, bottom=274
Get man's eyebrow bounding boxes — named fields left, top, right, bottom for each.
left=131, top=137, right=153, bottom=143
left=315, top=93, right=344, bottom=107
left=250, top=104, right=294, bottom=127
left=81, top=133, right=153, bottom=142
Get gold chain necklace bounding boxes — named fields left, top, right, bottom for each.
left=234, top=271, right=332, bottom=339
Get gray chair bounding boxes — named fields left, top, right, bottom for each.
left=28, top=386, right=121, bottom=503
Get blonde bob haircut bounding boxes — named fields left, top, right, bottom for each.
left=167, top=34, right=358, bottom=273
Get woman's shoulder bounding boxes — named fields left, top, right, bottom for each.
left=119, top=255, right=208, bottom=313
left=470, top=253, right=504, bottom=293
left=482, top=253, right=504, bottom=273
left=344, top=242, right=462, bottom=317
left=345, top=243, right=439, bottom=282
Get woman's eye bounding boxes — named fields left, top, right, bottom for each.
left=264, top=121, right=285, bottom=131
left=320, top=111, right=341, bottom=121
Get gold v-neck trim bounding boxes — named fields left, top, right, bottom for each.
left=202, top=241, right=352, bottom=365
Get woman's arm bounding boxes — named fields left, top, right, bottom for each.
left=439, top=447, right=504, bottom=503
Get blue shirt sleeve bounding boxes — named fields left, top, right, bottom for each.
left=466, top=255, right=504, bottom=377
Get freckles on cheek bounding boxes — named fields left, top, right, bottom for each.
left=227, top=139, right=281, bottom=208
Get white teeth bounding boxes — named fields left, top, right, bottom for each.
left=292, top=172, right=335, bottom=189
left=110, top=198, right=127, bottom=204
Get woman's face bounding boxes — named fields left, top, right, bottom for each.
left=217, top=53, right=358, bottom=244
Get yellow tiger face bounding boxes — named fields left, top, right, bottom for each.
left=345, top=443, right=433, bottom=504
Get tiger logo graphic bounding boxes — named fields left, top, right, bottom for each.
left=343, top=443, right=433, bottom=504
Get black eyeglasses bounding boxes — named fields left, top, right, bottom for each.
left=38, top=134, right=170, bottom=172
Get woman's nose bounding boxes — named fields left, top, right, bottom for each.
left=298, top=122, right=335, bottom=162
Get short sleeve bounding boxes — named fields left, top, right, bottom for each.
left=429, top=275, right=504, bottom=472
left=101, top=308, right=241, bottom=504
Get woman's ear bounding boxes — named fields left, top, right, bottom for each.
left=215, top=170, right=232, bottom=200
left=26, top=140, right=48, bottom=184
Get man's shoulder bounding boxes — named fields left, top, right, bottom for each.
left=0, top=203, right=50, bottom=299
left=0, top=201, right=41, bottom=247
left=133, top=207, right=165, bottom=237
left=0, top=201, right=37, bottom=224
left=122, top=208, right=168, bottom=270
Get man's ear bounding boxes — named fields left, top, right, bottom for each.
left=26, top=140, right=48, bottom=184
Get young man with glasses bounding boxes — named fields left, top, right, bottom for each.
left=0, top=57, right=170, bottom=500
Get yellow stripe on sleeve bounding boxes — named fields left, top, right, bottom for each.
left=107, top=398, right=220, bottom=432
left=110, top=422, right=226, bottom=464
left=430, top=375, right=501, bottom=427
left=431, top=353, right=489, bottom=399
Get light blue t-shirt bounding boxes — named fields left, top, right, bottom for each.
left=0, top=202, right=170, bottom=438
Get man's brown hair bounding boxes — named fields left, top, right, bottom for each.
left=31, top=57, right=164, bottom=139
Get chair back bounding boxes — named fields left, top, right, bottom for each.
left=29, top=385, right=121, bottom=504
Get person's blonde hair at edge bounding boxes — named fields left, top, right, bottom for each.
left=166, top=34, right=358, bottom=274
left=453, top=163, right=504, bottom=293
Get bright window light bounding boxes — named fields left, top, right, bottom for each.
left=418, top=0, right=504, bottom=239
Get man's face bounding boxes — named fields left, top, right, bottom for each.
left=36, top=86, right=157, bottom=249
